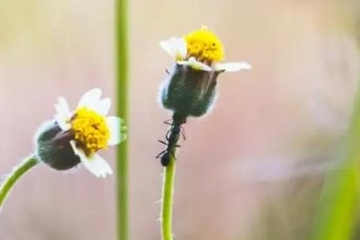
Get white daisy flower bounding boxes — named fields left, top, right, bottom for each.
left=54, top=88, right=126, bottom=178
left=160, top=26, right=252, bottom=72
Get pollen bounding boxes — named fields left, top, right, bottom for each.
left=70, top=107, right=110, bottom=156
left=184, top=26, right=224, bottom=65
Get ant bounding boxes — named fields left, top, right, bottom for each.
left=156, top=115, right=187, bottom=167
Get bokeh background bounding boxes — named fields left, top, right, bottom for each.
left=0, top=0, right=359, bottom=239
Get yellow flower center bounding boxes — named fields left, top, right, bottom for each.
left=184, top=26, right=224, bottom=65
left=70, top=107, right=110, bottom=156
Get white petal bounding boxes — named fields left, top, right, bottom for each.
left=86, top=154, right=113, bottom=178
left=77, top=88, right=102, bottom=109
left=54, top=97, right=71, bottom=131
left=215, top=62, right=252, bottom=72
left=90, top=98, right=111, bottom=116
left=55, top=97, right=71, bottom=117
left=160, top=37, right=187, bottom=60
left=177, top=57, right=212, bottom=71
left=176, top=38, right=187, bottom=59
left=70, top=140, right=113, bottom=178
left=106, top=117, right=127, bottom=145
left=159, top=38, right=176, bottom=56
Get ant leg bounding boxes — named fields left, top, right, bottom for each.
left=170, top=151, right=177, bottom=160
left=163, top=119, right=172, bottom=125
left=165, top=129, right=172, bottom=141
left=180, top=126, right=186, bottom=140
left=155, top=150, right=166, bottom=159
left=158, top=139, right=168, bottom=145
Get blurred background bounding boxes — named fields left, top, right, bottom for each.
left=0, top=0, right=359, bottom=239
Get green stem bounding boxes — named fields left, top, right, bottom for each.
left=115, top=0, right=129, bottom=238
left=161, top=152, right=176, bottom=240
left=0, top=154, right=39, bottom=209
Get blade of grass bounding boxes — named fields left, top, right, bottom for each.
left=115, top=0, right=129, bottom=238
left=311, top=85, right=360, bottom=240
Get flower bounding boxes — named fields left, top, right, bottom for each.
left=160, top=26, right=252, bottom=72
left=36, top=88, right=126, bottom=178
left=158, top=26, right=251, bottom=118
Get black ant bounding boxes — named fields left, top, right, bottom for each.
left=156, top=114, right=187, bottom=167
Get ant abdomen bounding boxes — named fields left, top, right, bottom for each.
left=160, top=152, right=170, bottom=167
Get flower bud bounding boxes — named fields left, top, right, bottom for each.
left=160, top=64, right=221, bottom=117
left=159, top=27, right=251, bottom=118
left=35, top=121, right=80, bottom=170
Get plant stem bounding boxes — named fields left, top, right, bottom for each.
left=0, top=154, right=39, bottom=209
left=160, top=114, right=186, bottom=240
left=115, top=0, right=129, bottom=238
left=161, top=150, right=177, bottom=240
